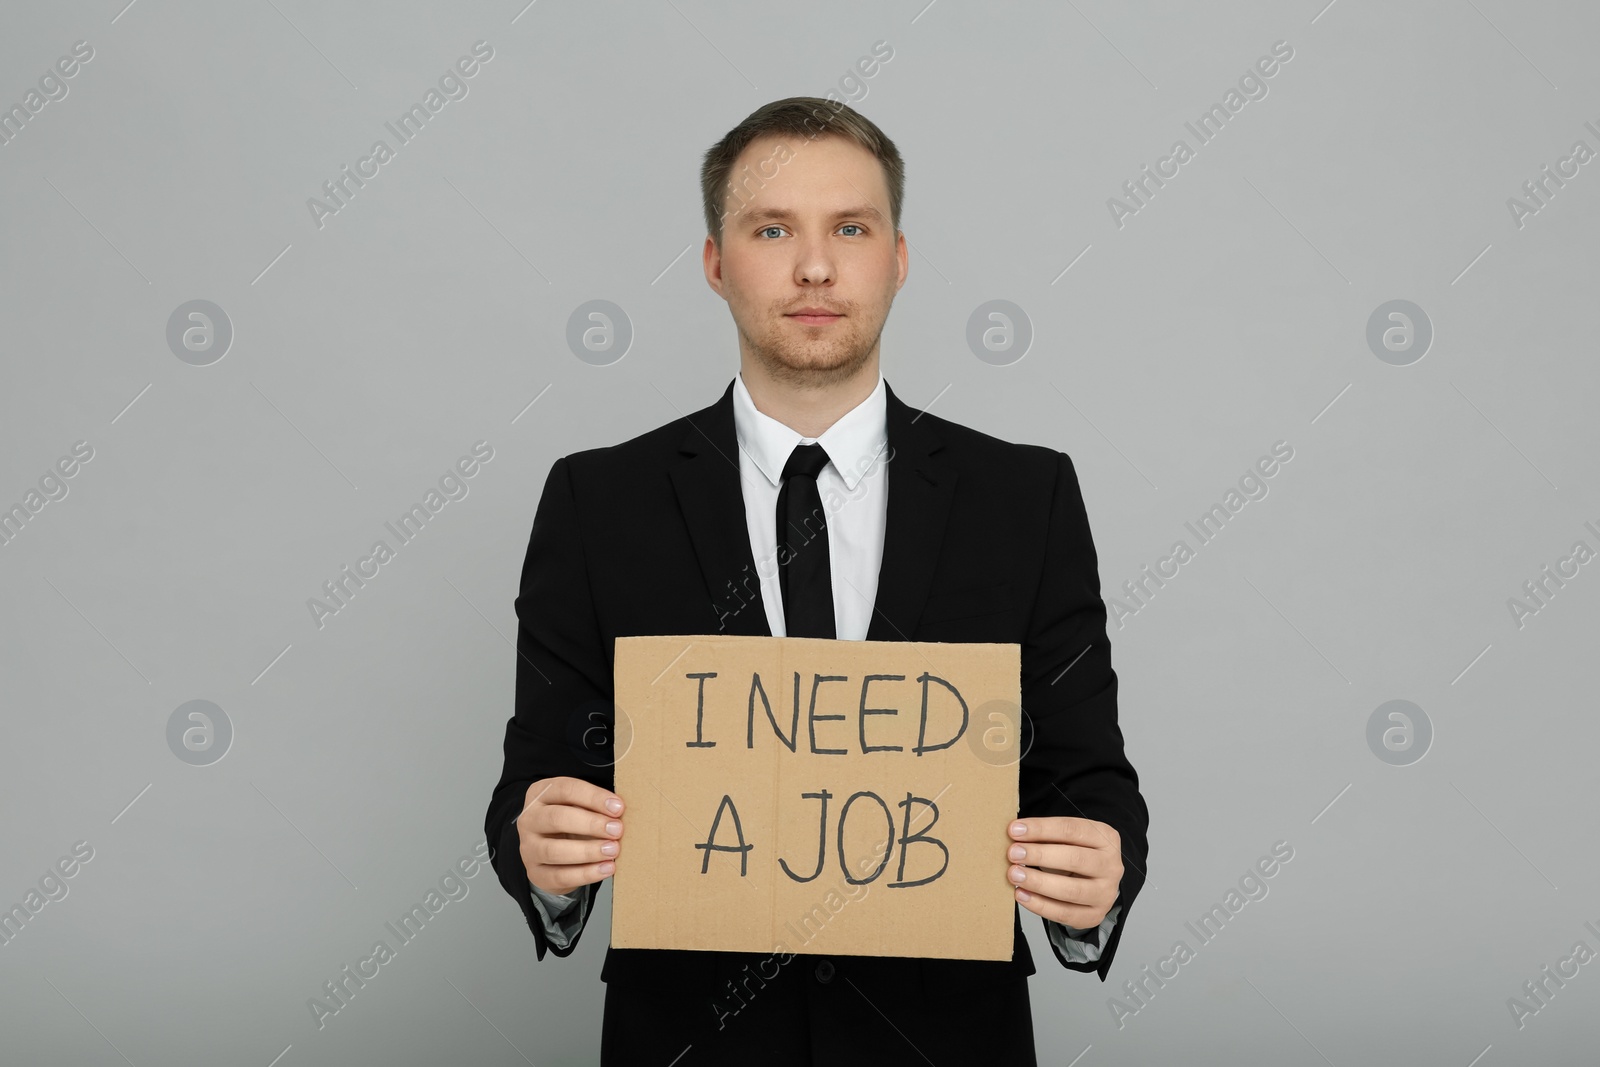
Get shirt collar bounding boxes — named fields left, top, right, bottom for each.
left=732, top=370, right=888, bottom=492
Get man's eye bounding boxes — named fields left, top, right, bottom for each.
left=839, top=224, right=863, bottom=236
left=760, top=226, right=785, bottom=239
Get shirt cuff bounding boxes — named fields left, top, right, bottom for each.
left=1046, top=902, right=1121, bottom=965
left=528, top=882, right=590, bottom=950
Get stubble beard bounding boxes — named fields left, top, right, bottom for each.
left=741, top=306, right=883, bottom=391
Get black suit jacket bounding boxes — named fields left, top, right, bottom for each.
left=485, top=377, right=1149, bottom=1064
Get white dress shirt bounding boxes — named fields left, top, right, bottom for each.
left=527, top=371, right=1119, bottom=964
left=732, top=368, right=891, bottom=641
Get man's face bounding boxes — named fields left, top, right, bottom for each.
left=705, top=133, right=907, bottom=388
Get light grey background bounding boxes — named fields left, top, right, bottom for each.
left=2, top=1, right=1596, bottom=1064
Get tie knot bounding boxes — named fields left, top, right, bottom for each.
left=781, top=442, right=830, bottom=482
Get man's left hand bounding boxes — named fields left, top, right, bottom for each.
left=1005, top=816, right=1123, bottom=929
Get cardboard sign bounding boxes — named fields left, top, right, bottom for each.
left=610, top=634, right=1021, bottom=961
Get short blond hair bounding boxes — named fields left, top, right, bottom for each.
left=700, top=96, right=905, bottom=247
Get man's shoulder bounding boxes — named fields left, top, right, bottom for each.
left=910, top=404, right=1065, bottom=478
left=564, top=420, right=685, bottom=468
left=556, top=395, right=713, bottom=479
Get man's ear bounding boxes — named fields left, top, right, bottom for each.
left=703, top=234, right=727, bottom=298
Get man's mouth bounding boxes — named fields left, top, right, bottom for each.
left=787, top=308, right=843, bottom=325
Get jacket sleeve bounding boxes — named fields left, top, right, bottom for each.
left=1021, top=450, right=1151, bottom=981
left=484, top=455, right=612, bottom=961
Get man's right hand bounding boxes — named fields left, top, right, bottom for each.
left=517, top=776, right=624, bottom=897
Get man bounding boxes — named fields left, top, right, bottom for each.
left=485, top=97, right=1149, bottom=1065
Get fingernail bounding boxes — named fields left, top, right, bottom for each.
left=1009, top=865, right=1027, bottom=883
left=1008, top=844, right=1026, bottom=861
left=1010, top=822, right=1026, bottom=837
left=606, top=798, right=623, bottom=814
left=605, top=821, right=622, bottom=836
left=1016, top=888, right=1032, bottom=901
left=601, top=841, right=618, bottom=856
left=599, top=861, right=615, bottom=874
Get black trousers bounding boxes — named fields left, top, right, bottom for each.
left=599, top=948, right=1038, bottom=1066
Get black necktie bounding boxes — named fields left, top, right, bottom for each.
left=776, top=443, right=836, bottom=638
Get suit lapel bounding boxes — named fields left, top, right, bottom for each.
left=670, top=380, right=773, bottom=637
left=866, top=380, right=957, bottom=641
left=670, top=376, right=958, bottom=641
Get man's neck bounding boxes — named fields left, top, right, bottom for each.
left=738, top=355, right=880, bottom=439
